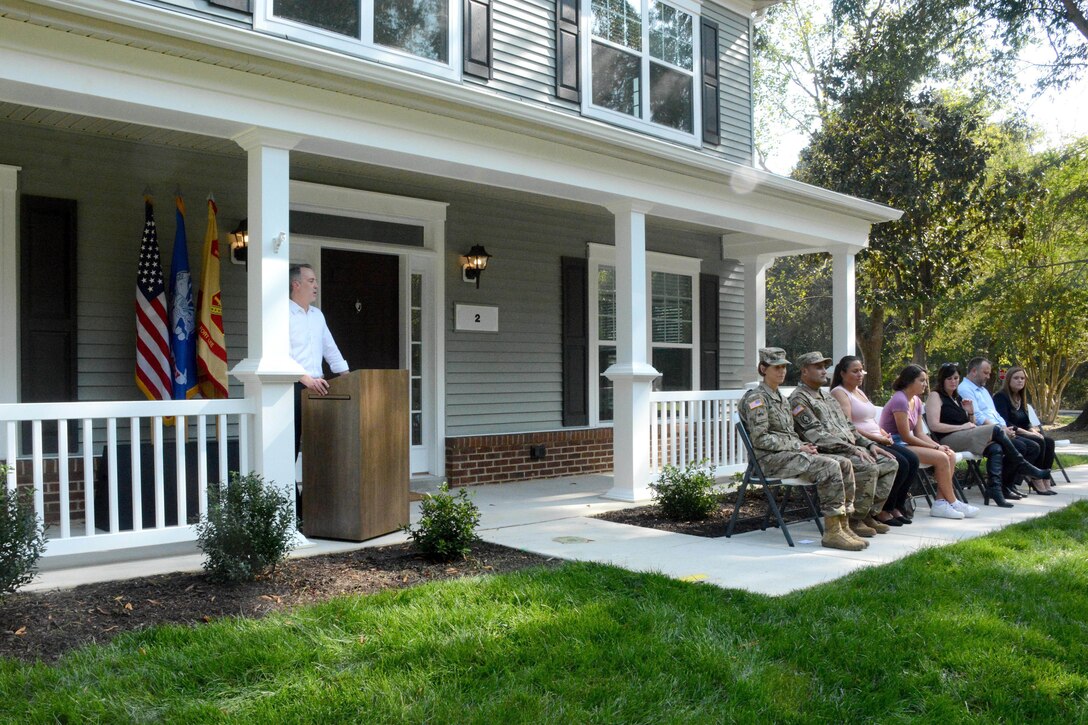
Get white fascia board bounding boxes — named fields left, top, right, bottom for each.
left=10, top=1, right=899, bottom=226
left=0, top=16, right=893, bottom=249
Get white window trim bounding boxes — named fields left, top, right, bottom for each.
left=587, top=243, right=701, bottom=425
left=254, top=0, right=462, bottom=81
left=580, top=0, right=703, bottom=147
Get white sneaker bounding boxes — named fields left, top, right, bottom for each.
left=930, top=499, right=966, bottom=519
left=950, top=499, right=979, bottom=518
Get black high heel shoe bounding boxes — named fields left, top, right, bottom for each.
left=1002, top=485, right=1024, bottom=500
left=1028, top=479, right=1058, bottom=495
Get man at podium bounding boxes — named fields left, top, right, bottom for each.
left=289, top=264, right=348, bottom=506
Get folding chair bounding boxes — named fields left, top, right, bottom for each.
left=727, top=413, right=824, bottom=547
left=1028, top=404, right=1072, bottom=483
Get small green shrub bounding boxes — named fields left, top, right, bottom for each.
left=650, top=460, right=719, bottom=521
left=195, top=471, right=295, bottom=583
left=402, top=483, right=481, bottom=561
left=0, top=464, right=47, bottom=596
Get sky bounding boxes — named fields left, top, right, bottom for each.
left=760, top=28, right=1088, bottom=176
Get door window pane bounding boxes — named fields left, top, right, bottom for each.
left=592, top=43, right=641, bottom=117
left=273, top=0, right=360, bottom=37
left=410, top=273, right=424, bottom=446
left=598, top=265, right=616, bottom=341
left=374, top=0, right=449, bottom=62
left=599, top=345, right=616, bottom=421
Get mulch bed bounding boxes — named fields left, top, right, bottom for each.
left=1, top=541, right=560, bottom=664
left=594, top=489, right=817, bottom=538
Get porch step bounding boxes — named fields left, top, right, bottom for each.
left=409, top=474, right=446, bottom=497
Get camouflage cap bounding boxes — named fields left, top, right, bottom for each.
left=795, top=351, right=833, bottom=368
left=758, top=347, right=791, bottom=366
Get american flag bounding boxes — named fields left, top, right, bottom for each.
left=135, top=198, right=173, bottom=401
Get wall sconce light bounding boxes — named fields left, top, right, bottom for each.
left=229, top=219, right=248, bottom=265
left=461, top=245, right=492, bottom=289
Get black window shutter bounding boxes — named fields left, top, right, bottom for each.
left=556, top=0, right=580, bottom=102
left=700, top=18, right=720, bottom=146
left=699, top=274, right=720, bottom=391
left=464, top=0, right=493, bottom=79
left=209, top=0, right=251, bottom=11
left=561, top=256, right=589, bottom=426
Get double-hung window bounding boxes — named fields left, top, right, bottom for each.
left=583, top=0, right=700, bottom=144
left=256, top=0, right=460, bottom=78
left=588, top=244, right=700, bottom=424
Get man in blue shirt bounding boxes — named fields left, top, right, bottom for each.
left=958, top=357, right=1045, bottom=495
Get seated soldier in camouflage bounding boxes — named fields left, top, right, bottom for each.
left=739, top=347, right=866, bottom=552
left=789, top=351, right=899, bottom=541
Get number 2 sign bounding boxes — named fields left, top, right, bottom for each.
left=454, top=304, right=499, bottom=332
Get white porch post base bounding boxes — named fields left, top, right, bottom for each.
left=231, top=359, right=310, bottom=545
left=603, top=363, right=659, bottom=502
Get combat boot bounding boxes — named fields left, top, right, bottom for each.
left=848, top=515, right=877, bottom=538
left=837, top=514, right=869, bottom=548
left=863, top=514, right=891, bottom=534
left=822, top=516, right=865, bottom=551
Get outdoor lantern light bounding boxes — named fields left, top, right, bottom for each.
left=461, top=244, right=492, bottom=288
left=229, top=219, right=248, bottom=265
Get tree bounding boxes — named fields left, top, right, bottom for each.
left=976, top=140, right=1088, bottom=422
left=977, top=0, right=1088, bottom=88
left=793, top=92, right=1002, bottom=391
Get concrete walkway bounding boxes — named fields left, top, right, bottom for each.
left=25, top=456, right=1088, bottom=597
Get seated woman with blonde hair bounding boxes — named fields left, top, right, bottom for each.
left=994, top=365, right=1057, bottom=494
left=879, top=365, right=971, bottom=520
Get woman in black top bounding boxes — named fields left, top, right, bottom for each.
left=924, top=363, right=1052, bottom=505
left=995, top=366, right=1056, bottom=494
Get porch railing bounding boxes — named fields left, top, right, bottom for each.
left=1, top=398, right=255, bottom=557
left=649, top=389, right=748, bottom=477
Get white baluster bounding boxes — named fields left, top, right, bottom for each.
left=31, top=420, right=44, bottom=524
left=106, top=418, right=119, bottom=534
left=82, top=418, right=94, bottom=536
left=153, top=417, right=165, bottom=528
left=197, top=414, right=208, bottom=518
left=58, top=419, right=70, bottom=539
left=176, top=416, right=187, bottom=527
left=130, top=417, right=142, bottom=531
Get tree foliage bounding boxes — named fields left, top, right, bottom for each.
left=970, top=139, right=1088, bottom=422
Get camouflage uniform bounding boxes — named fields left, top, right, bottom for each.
left=739, top=381, right=855, bottom=517
left=788, top=383, right=897, bottom=518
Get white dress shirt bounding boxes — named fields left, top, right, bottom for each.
left=957, top=377, right=1006, bottom=427
left=289, top=300, right=348, bottom=378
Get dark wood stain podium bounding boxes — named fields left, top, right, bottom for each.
left=301, top=369, right=409, bottom=541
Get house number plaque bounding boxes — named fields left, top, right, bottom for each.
left=455, top=304, right=499, bottom=332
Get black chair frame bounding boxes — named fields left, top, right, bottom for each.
left=728, top=416, right=825, bottom=547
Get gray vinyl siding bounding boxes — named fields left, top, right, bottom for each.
left=717, top=259, right=746, bottom=388
left=477, top=0, right=579, bottom=109
left=443, top=199, right=612, bottom=435
left=0, top=121, right=250, bottom=405
left=702, top=5, right=754, bottom=165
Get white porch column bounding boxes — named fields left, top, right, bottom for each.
left=603, top=201, right=659, bottom=502
left=740, top=255, right=772, bottom=378
left=832, top=248, right=857, bottom=363
left=0, top=165, right=19, bottom=457
left=228, top=130, right=306, bottom=525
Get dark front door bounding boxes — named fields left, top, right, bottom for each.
left=20, top=195, right=78, bottom=453
left=320, top=249, right=400, bottom=373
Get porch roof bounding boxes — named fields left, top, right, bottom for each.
left=0, top=5, right=900, bottom=257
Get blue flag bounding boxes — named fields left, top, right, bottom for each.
left=169, top=196, right=197, bottom=400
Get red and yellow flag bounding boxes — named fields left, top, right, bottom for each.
left=196, top=197, right=228, bottom=398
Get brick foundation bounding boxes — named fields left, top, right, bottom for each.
left=8, top=458, right=95, bottom=526
left=445, top=428, right=613, bottom=487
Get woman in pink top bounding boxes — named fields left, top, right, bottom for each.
left=830, top=356, right=917, bottom=525
left=882, top=365, right=966, bottom=519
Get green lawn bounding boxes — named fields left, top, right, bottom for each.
left=4, top=503, right=1088, bottom=723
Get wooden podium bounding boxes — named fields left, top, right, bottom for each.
left=301, top=369, right=409, bottom=541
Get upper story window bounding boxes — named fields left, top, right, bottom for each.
left=256, top=0, right=460, bottom=79
left=583, top=0, right=700, bottom=145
